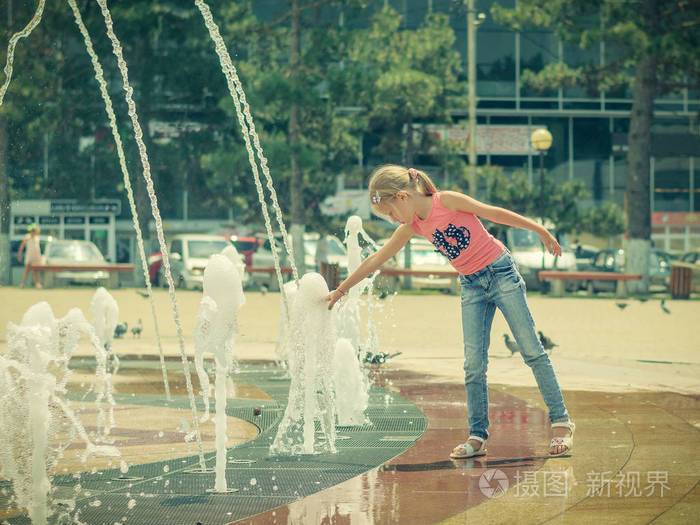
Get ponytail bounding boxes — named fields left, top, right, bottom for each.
left=369, top=164, right=439, bottom=204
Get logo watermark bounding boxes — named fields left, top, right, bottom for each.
left=479, top=469, right=509, bottom=498
left=478, top=470, right=670, bottom=499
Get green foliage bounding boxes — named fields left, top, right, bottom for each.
left=480, top=165, right=589, bottom=238
left=582, top=201, right=626, bottom=238
left=343, top=8, right=467, bottom=160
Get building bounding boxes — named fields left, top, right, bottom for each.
left=321, top=1, right=700, bottom=251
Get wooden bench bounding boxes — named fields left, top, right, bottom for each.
left=29, top=263, right=134, bottom=289
left=538, top=270, right=642, bottom=298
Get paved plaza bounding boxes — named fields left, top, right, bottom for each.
left=0, top=287, right=698, bottom=523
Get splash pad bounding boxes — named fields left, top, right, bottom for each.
left=0, top=2, right=418, bottom=523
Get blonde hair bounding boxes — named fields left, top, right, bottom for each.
left=368, top=165, right=438, bottom=206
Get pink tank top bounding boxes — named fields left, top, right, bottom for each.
left=411, top=192, right=505, bottom=275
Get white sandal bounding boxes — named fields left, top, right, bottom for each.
left=549, top=420, right=575, bottom=456
left=450, top=435, right=487, bottom=459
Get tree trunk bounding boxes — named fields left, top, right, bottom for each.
left=0, top=116, right=10, bottom=285
left=624, top=5, right=658, bottom=294
left=289, top=0, right=306, bottom=275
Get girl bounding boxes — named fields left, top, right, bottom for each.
left=18, top=224, right=43, bottom=289
left=326, top=165, right=574, bottom=457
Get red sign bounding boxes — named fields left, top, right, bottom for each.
left=651, top=212, right=700, bottom=226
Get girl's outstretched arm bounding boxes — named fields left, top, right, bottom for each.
left=325, top=223, right=414, bottom=309
left=440, top=191, right=562, bottom=256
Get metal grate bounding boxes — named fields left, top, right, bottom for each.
left=5, top=361, right=427, bottom=524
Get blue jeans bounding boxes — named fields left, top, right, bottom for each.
left=459, top=250, right=569, bottom=440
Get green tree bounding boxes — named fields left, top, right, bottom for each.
left=341, top=7, right=468, bottom=166
left=480, top=166, right=589, bottom=240
left=583, top=201, right=626, bottom=240
left=492, top=0, right=700, bottom=292
left=201, top=1, right=369, bottom=266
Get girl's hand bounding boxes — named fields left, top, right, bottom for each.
left=540, top=230, right=562, bottom=257
left=325, top=289, right=346, bottom=310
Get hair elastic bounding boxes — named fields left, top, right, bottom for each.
left=371, top=191, right=381, bottom=204
left=408, top=167, right=418, bottom=182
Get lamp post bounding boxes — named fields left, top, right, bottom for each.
left=530, top=128, right=553, bottom=226
left=466, top=1, right=486, bottom=198
left=531, top=128, right=552, bottom=275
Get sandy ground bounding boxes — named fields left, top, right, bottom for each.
left=1, top=286, right=698, bottom=395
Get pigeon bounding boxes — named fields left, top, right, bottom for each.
left=378, top=290, right=390, bottom=300
left=503, top=334, right=520, bottom=356
left=135, top=290, right=149, bottom=298
left=616, top=302, right=628, bottom=310
left=636, top=297, right=648, bottom=303
left=660, top=299, right=671, bottom=314
left=538, top=330, right=558, bottom=351
left=114, top=321, right=128, bottom=339
left=131, top=318, right=142, bottom=338
left=259, top=285, right=268, bottom=296
left=363, top=351, right=402, bottom=365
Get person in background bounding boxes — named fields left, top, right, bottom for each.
left=18, top=223, right=43, bottom=289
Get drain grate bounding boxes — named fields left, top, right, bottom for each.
left=5, top=362, right=427, bottom=525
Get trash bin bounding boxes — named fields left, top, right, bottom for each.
left=319, top=261, right=340, bottom=290
left=669, top=264, right=692, bottom=299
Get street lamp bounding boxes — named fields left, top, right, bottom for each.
left=531, top=128, right=553, bottom=276
left=530, top=128, right=552, bottom=225
left=466, top=1, right=486, bottom=198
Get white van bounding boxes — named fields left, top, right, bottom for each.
left=158, top=234, right=246, bottom=290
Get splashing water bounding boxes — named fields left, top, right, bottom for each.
left=1, top=303, right=122, bottom=525
left=194, top=0, right=298, bottom=290
left=89, top=287, right=121, bottom=375
left=275, top=280, right=299, bottom=369
left=334, top=338, right=369, bottom=426
left=95, top=0, right=204, bottom=468
left=89, top=288, right=118, bottom=352
left=0, top=0, right=45, bottom=106
left=270, top=273, right=337, bottom=456
left=67, top=0, right=171, bottom=401
left=333, top=216, right=379, bottom=425
left=194, top=253, right=245, bottom=491
left=338, top=215, right=381, bottom=361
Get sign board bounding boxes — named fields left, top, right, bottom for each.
left=651, top=212, right=700, bottom=227
left=50, top=201, right=121, bottom=214
left=414, top=124, right=537, bottom=155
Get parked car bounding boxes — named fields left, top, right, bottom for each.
left=303, top=233, right=348, bottom=274
left=229, top=235, right=263, bottom=266
left=156, top=234, right=246, bottom=290
left=678, top=250, right=700, bottom=292
left=504, top=227, right=577, bottom=291
left=377, top=237, right=458, bottom=293
left=572, top=244, right=600, bottom=271
left=586, top=248, right=670, bottom=293
left=43, top=239, right=109, bottom=285
left=252, top=233, right=348, bottom=271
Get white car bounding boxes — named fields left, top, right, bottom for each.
left=158, top=234, right=246, bottom=290
left=250, top=233, right=348, bottom=289
left=505, top=228, right=577, bottom=290
left=378, top=237, right=459, bottom=293
left=44, top=240, right=110, bottom=285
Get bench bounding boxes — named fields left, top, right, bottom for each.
left=29, top=263, right=134, bottom=289
left=538, top=270, right=642, bottom=298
